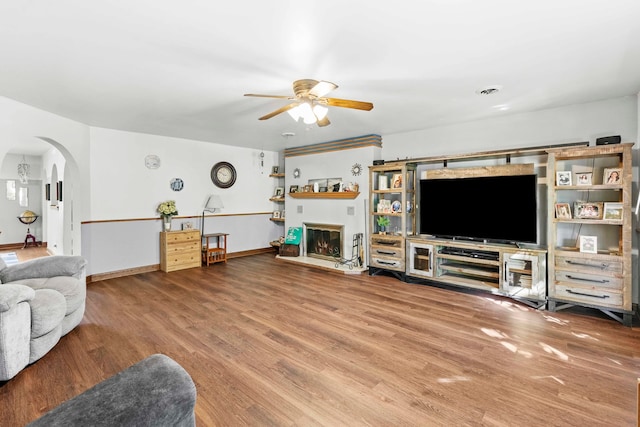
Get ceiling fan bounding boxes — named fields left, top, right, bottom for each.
left=244, top=79, right=373, bottom=127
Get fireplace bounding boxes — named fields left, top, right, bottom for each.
left=303, top=223, right=344, bottom=261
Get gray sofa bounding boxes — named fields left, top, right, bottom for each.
left=27, top=354, right=197, bottom=426
left=0, top=255, right=87, bottom=381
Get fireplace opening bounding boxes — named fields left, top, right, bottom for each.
left=304, top=223, right=344, bottom=261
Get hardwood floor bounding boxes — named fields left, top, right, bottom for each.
left=2, top=253, right=639, bottom=426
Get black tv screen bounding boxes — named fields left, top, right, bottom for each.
left=419, top=174, right=538, bottom=244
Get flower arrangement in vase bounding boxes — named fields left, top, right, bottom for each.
left=157, top=200, right=178, bottom=231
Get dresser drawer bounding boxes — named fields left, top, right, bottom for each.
left=165, top=230, right=200, bottom=245
left=165, top=241, right=199, bottom=253
left=555, top=255, right=622, bottom=274
left=554, top=269, right=622, bottom=290
left=553, top=284, right=622, bottom=308
left=370, top=256, right=405, bottom=271
left=371, top=245, right=403, bottom=258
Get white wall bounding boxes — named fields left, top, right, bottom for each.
left=383, top=96, right=637, bottom=159
left=84, top=127, right=282, bottom=275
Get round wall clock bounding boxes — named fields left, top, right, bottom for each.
left=211, top=161, right=237, bottom=188
left=351, top=163, right=362, bottom=176
left=170, top=178, right=184, bottom=191
left=145, top=154, right=161, bottom=169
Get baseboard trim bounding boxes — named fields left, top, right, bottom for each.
left=87, top=247, right=275, bottom=283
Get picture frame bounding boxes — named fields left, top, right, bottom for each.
left=603, top=168, right=622, bottom=185
left=44, top=183, right=50, bottom=201
left=575, top=172, right=592, bottom=186
left=56, top=180, right=63, bottom=202
left=273, top=187, right=284, bottom=197
left=303, top=184, right=313, bottom=192
left=556, top=171, right=572, bottom=186
left=272, top=211, right=281, bottom=219
left=181, top=221, right=194, bottom=230
left=391, top=173, right=403, bottom=189
left=271, top=166, right=279, bottom=174
left=555, top=202, right=572, bottom=219
left=603, top=202, right=623, bottom=220
left=574, top=201, right=603, bottom=219
left=579, top=235, right=598, bottom=254
left=289, top=185, right=298, bottom=193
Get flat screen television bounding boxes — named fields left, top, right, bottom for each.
left=419, top=174, right=538, bottom=244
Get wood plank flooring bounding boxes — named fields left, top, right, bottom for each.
left=1, top=253, right=639, bottom=426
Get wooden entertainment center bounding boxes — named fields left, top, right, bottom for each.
left=368, top=142, right=635, bottom=325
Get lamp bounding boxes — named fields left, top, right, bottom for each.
left=17, top=155, right=30, bottom=184
left=201, top=195, right=224, bottom=236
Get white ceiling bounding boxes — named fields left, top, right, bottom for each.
left=1, top=0, right=639, bottom=155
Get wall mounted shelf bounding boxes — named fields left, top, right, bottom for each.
left=288, top=192, right=360, bottom=199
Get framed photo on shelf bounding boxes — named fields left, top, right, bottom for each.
left=272, top=211, right=281, bottom=219
left=575, top=172, right=592, bottom=186
left=603, top=202, right=623, bottom=220
left=603, top=168, right=622, bottom=185
left=303, top=184, right=313, bottom=192
left=574, top=201, right=603, bottom=219
left=556, top=171, right=572, bottom=186
left=289, top=185, right=298, bottom=193
left=271, top=166, right=279, bottom=174
left=579, top=235, right=598, bottom=254
left=391, top=173, right=403, bottom=189
left=555, top=202, right=572, bottom=219
left=273, top=187, right=284, bottom=197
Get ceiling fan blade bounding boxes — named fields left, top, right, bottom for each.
left=244, top=93, right=294, bottom=100
left=316, top=116, right=331, bottom=127
left=258, top=102, right=299, bottom=120
left=309, top=80, right=338, bottom=98
left=322, top=97, right=374, bottom=111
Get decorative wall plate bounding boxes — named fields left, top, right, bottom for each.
left=145, top=154, right=161, bottom=169
left=170, top=178, right=184, bottom=191
left=293, top=168, right=301, bottom=179
left=351, top=163, right=362, bottom=176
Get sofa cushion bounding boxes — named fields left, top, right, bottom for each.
left=0, top=256, right=87, bottom=284
left=25, top=277, right=85, bottom=315
left=30, top=289, right=66, bottom=338
left=0, top=284, right=35, bottom=312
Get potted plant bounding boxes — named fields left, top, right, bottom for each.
left=157, top=200, right=178, bottom=231
left=376, top=215, right=390, bottom=234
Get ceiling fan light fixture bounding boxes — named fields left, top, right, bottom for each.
left=298, top=102, right=316, bottom=124
left=287, top=105, right=302, bottom=121
left=313, top=104, right=328, bottom=120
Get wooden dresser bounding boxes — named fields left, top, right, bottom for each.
left=160, top=230, right=201, bottom=272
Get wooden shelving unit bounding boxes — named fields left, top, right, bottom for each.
left=546, top=143, right=634, bottom=325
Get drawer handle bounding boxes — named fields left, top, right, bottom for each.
left=376, top=241, right=396, bottom=246
left=565, top=275, right=610, bottom=284
left=376, top=250, right=397, bottom=255
left=566, top=260, right=609, bottom=269
left=566, top=289, right=610, bottom=299
left=377, top=260, right=398, bottom=266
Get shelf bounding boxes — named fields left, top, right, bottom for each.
left=269, top=197, right=285, bottom=203
left=270, top=218, right=285, bottom=223
left=269, top=173, right=285, bottom=178
left=554, top=184, right=623, bottom=191
left=289, top=192, right=360, bottom=199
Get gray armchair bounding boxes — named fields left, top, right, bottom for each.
left=0, top=255, right=87, bottom=381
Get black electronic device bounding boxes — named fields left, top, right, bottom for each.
left=596, top=135, right=621, bottom=145
left=373, top=160, right=385, bottom=165
left=419, top=174, right=538, bottom=244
